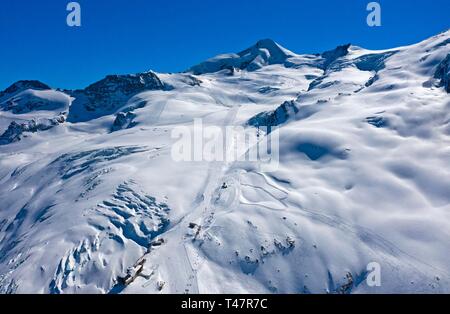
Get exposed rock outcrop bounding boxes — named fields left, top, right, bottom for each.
left=248, top=100, right=299, bottom=130
left=111, top=112, right=137, bottom=132
left=435, top=54, right=450, bottom=92
left=0, top=115, right=65, bottom=145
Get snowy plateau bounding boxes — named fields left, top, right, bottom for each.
left=0, top=30, right=450, bottom=294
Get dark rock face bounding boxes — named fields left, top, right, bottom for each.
left=67, top=71, right=165, bottom=122
left=354, top=51, right=397, bottom=72
left=0, top=116, right=65, bottom=145
left=307, top=78, right=339, bottom=91
left=1, top=73, right=165, bottom=124
left=238, top=39, right=291, bottom=67
left=304, top=44, right=352, bottom=91
left=435, top=54, right=450, bottom=93
left=0, top=80, right=51, bottom=100
left=366, top=115, right=389, bottom=128
left=0, top=81, right=70, bottom=114
left=248, top=100, right=299, bottom=130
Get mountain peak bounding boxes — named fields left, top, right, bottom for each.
left=318, top=43, right=352, bottom=70
left=238, top=38, right=294, bottom=63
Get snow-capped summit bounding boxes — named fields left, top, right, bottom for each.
left=319, top=43, right=351, bottom=70
left=67, top=71, right=166, bottom=122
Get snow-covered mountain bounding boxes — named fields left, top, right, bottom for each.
left=0, top=30, right=449, bottom=294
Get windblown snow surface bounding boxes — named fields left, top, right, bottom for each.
left=0, top=31, right=450, bottom=294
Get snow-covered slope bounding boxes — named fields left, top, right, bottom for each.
left=189, top=39, right=297, bottom=75
left=0, top=30, right=449, bottom=294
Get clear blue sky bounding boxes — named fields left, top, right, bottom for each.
left=0, top=0, right=448, bottom=90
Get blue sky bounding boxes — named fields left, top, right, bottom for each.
left=0, top=0, right=448, bottom=90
